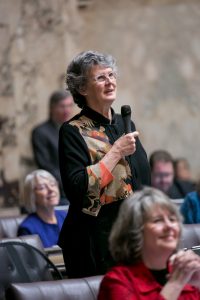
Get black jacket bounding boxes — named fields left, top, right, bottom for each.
left=58, top=106, right=151, bottom=277
left=168, top=179, right=195, bottom=199
left=32, top=119, right=66, bottom=200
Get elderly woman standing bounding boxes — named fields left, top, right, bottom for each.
left=98, top=187, right=200, bottom=300
left=58, top=50, right=151, bottom=278
left=18, top=170, right=67, bottom=248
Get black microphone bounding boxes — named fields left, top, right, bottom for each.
left=121, top=105, right=132, bottom=134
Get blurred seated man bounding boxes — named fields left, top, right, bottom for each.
left=32, top=90, right=74, bottom=205
left=181, top=178, right=200, bottom=224
left=18, top=170, right=67, bottom=248
left=150, top=150, right=194, bottom=199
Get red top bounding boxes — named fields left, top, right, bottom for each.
left=98, top=262, right=200, bottom=300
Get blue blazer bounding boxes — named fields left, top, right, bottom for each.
left=181, top=191, right=200, bottom=224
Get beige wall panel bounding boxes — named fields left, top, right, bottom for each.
left=0, top=0, right=200, bottom=207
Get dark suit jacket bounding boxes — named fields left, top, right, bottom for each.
left=32, top=119, right=65, bottom=199
left=168, top=179, right=195, bottom=199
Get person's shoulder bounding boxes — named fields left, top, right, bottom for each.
left=185, top=191, right=199, bottom=201
left=101, top=263, right=146, bottom=292
left=55, top=209, right=67, bottom=218
left=61, top=110, right=80, bottom=125
left=32, top=119, right=52, bottom=135
left=19, top=213, right=39, bottom=228
left=60, top=111, right=85, bottom=135
left=101, top=265, right=127, bottom=284
left=176, top=179, right=195, bottom=193
left=23, top=213, right=39, bottom=221
left=169, top=180, right=194, bottom=199
left=104, top=264, right=136, bottom=280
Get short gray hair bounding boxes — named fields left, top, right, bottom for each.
left=109, top=187, right=182, bottom=265
left=66, top=50, right=117, bottom=108
left=23, top=169, right=59, bottom=213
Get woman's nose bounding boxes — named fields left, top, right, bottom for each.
left=105, top=76, right=113, bottom=84
left=47, top=184, right=54, bottom=192
left=164, top=218, right=174, bottom=228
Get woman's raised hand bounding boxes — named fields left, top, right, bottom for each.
left=101, top=131, right=139, bottom=173
left=169, top=250, right=200, bottom=289
left=161, top=250, right=200, bottom=300
left=113, top=131, right=139, bottom=158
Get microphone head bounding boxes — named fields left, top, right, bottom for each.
left=121, top=105, right=131, bottom=117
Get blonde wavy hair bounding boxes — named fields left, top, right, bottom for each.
left=109, top=187, right=183, bottom=265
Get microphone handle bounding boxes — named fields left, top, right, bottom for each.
left=123, top=115, right=131, bottom=134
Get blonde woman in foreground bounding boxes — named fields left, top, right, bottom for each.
left=98, top=187, right=200, bottom=300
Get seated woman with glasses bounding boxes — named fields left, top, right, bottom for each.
left=18, top=169, right=67, bottom=248
left=98, top=187, right=200, bottom=300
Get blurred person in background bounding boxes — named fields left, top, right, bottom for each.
left=98, top=187, right=200, bottom=300
left=174, top=157, right=194, bottom=183
left=18, top=169, right=67, bottom=248
left=150, top=150, right=194, bottom=199
left=32, top=90, right=74, bottom=205
left=181, top=178, right=200, bottom=224
left=58, top=50, right=151, bottom=278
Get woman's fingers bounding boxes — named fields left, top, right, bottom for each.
left=172, top=250, right=200, bottom=267
left=122, top=131, right=139, bottom=156
left=113, top=131, right=139, bottom=157
left=169, top=250, right=200, bottom=283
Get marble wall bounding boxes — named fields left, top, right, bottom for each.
left=0, top=0, right=200, bottom=207
left=79, top=0, right=200, bottom=178
left=0, top=0, right=81, bottom=207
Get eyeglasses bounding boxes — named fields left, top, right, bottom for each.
left=153, top=172, right=174, bottom=179
left=93, top=71, right=117, bottom=84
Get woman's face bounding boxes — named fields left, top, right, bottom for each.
left=82, top=65, right=117, bottom=110
left=34, top=176, right=60, bottom=209
left=142, top=205, right=180, bottom=259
